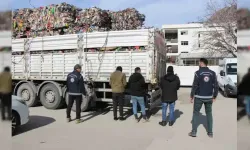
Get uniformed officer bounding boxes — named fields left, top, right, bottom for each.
left=66, top=64, right=87, bottom=124
left=189, top=58, right=219, bottom=138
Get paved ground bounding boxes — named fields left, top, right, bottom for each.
left=238, top=107, right=250, bottom=150
left=4, top=88, right=238, bottom=150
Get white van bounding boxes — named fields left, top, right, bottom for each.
left=217, top=58, right=237, bottom=97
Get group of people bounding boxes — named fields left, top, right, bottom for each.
left=0, top=67, right=12, bottom=121
left=66, top=58, right=218, bottom=137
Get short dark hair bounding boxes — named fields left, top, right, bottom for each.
left=4, top=66, right=10, bottom=72
left=135, top=67, right=141, bottom=72
left=200, top=58, right=208, bottom=66
left=74, top=64, right=82, bottom=70
left=116, top=66, right=122, bottom=72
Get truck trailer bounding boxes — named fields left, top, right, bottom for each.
left=11, top=29, right=167, bottom=111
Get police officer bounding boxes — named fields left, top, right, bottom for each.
left=66, top=64, right=86, bottom=124
left=189, top=58, right=219, bottom=138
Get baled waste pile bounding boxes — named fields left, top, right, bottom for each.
left=109, top=8, right=145, bottom=31
left=12, top=3, right=146, bottom=38
left=75, top=7, right=112, bottom=32
left=12, top=3, right=79, bottom=38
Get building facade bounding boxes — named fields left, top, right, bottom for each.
left=162, top=23, right=235, bottom=66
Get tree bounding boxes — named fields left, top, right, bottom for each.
left=198, top=0, right=237, bottom=57
left=237, top=8, right=250, bottom=30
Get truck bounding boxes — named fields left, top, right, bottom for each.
left=217, top=58, right=237, bottom=97
left=11, top=29, right=166, bottom=111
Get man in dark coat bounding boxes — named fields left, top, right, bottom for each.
left=238, top=68, right=250, bottom=120
left=66, top=64, right=87, bottom=124
left=128, top=67, right=148, bottom=122
left=159, top=66, right=180, bottom=126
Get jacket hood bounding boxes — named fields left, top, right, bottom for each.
left=130, top=73, right=143, bottom=83
left=164, top=73, right=177, bottom=82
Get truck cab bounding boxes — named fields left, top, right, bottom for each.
left=217, top=58, right=237, bottom=97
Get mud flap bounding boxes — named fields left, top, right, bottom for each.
left=148, top=89, right=162, bottom=111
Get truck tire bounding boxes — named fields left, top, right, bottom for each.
left=65, top=93, right=91, bottom=112
left=39, top=83, right=63, bottom=109
left=17, top=83, right=38, bottom=107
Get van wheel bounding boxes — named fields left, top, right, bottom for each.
left=17, top=83, right=38, bottom=107
left=39, top=83, right=63, bottom=109
left=65, top=93, right=91, bottom=112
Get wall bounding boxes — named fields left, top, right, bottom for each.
left=172, top=65, right=220, bottom=86
left=0, top=51, right=11, bottom=71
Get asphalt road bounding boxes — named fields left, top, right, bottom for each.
left=5, top=88, right=239, bottom=150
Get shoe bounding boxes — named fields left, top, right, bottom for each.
left=159, top=121, right=167, bottom=126
left=119, top=117, right=126, bottom=121
left=114, top=117, right=118, bottom=121
left=169, top=121, right=174, bottom=126
left=75, top=119, right=82, bottom=124
left=207, top=132, right=213, bottom=138
left=188, top=132, right=197, bottom=137
left=134, top=115, right=139, bottom=123
left=142, top=118, right=149, bottom=123
left=67, top=118, right=71, bottom=122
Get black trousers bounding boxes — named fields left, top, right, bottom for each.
left=67, top=95, right=82, bottom=119
left=112, top=93, right=124, bottom=118
left=0, top=93, right=12, bottom=121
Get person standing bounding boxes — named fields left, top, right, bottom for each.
left=110, top=66, right=127, bottom=121
left=128, top=67, right=148, bottom=123
left=0, top=67, right=12, bottom=121
left=189, top=58, right=218, bottom=138
left=159, top=66, right=180, bottom=126
left=66, top=64, right=86, bottom=124
left=238, top=68, right=250, bottom=121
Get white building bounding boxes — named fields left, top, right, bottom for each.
left=162, top=23, right=235, bottom=66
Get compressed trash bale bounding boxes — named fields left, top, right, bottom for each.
left=76, top=7, right=111, bottom=32
left=12, top=3, right=79, bottom=38
left=109, top=8, right=145, bottom=31
left=12, top=3, right=146, bottom=38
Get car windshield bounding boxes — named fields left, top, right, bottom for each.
left=226, top=63, right=237, bottom=75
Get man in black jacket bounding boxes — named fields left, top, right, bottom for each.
left=189, top=58, right=218, bottom=138
left=66, top=64, right=87, bottom=124
left=159, top=66, right=180, bottom=126
left=238, top=68, right=250, bottom=121
left=128, top=67, right=148, bottom=122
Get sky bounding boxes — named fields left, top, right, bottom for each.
left=2, top=0, right=250, bottom=27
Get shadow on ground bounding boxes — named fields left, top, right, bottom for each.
left=190, top=113, right=208, bottom=132
left=14, top=115, right=56, bottom=136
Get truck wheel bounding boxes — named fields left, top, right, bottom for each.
left=65, top=93, right=91, bottom=112
left=17, top=83, right=38, bottom=107
left=224, top=90, right=228, bottom=98
left=39, top=83, right=62, bottom=109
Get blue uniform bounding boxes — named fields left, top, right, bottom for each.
left=66, top=71, right=86, bottom=96
left=190, top=67, right=219, bottom=100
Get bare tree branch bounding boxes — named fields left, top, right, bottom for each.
left=198, top=0, right=237, bottom=57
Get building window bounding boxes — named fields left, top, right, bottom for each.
left=181, top=41, right=189, bottom=45
left=181, top=31, right=188, bottom=35
left=182, top=58, right=219, bottom=66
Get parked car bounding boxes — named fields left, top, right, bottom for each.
left=12, top=95, right=29, bottom=135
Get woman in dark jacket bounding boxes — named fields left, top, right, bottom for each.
left=159, top=66, right=180, bottom=126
